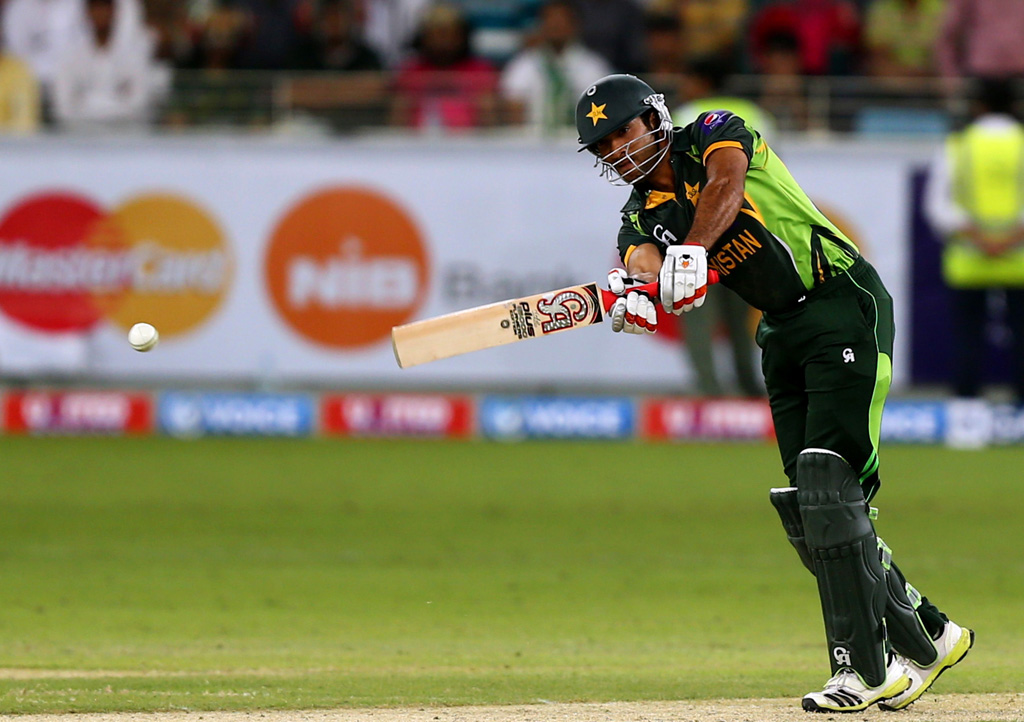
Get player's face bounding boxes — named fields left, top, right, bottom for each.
left=591, top=116, right=666, bottom=184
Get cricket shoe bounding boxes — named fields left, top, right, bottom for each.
left=879, top=621, right=975, bottom=711
left=802, top=657, right=910, bottom=713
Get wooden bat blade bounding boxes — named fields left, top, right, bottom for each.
left=392, top=282, right=607, bottom=368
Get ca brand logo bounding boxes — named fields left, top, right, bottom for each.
left=833, top=646, right=852, bottom=667
left=843, top=348, right=855, bottom=364
left=653, top=224, right=677, bottom=244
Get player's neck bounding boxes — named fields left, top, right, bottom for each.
left=645, top=155, right=675, bottom=193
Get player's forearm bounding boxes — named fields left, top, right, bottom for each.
left=625, top=243, right=664, bottom=283
left=683, top=175, right=745, bottom=250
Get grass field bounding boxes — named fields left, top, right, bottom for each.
left=0, top=437, right=1020, bottom=713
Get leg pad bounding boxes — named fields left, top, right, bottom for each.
left=770, top=486, right=940, bottom=667
left=797, top=449, right=888, bottom=687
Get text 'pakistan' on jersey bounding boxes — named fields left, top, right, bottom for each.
left=616, top=110, right=860, bottom=314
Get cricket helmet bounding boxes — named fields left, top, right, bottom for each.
left=575, top=74, right=674, bottom=185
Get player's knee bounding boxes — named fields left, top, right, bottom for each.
left=796, top=448, right=873, bottom=548
left=796, top=447, right=864, bottom=503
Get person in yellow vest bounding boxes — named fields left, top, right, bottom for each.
left=925, top=77, right=1024, bottom=401
left=0, top=43, right=40, bottom=134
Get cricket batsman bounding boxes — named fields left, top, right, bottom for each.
left=575, top=74, right=974, bottom=712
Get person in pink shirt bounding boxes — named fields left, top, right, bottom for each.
left=935, top=0, right=1024, bottom=79
left=391, top=2, right=498, bottom=131
left=749, top=0, right=862, bottom=76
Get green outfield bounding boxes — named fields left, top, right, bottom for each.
left=0, top=437, right=1020, bottom=713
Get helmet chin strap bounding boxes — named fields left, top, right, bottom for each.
left=595, top=127, right=672, bottom=187
left=593, top=93, right=674, bottom=187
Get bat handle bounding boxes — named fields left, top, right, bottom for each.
left=600, top=269, right=721, bottom=313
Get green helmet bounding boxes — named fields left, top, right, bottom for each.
left=575, top=74, right=674, bottom=185
left=575, top=74, right=671, bottom=150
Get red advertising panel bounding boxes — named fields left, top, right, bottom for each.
left=4, top=391, right=154, bottom=435
left=643, top=398, right=775, bottom=441
left=322, top=395, right=474, bottom=438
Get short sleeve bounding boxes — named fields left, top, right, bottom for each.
left=686, top=110, right=756, bottom=166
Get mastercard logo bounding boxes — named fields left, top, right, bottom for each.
left=265, top=187, right=429, bottom=349
left=0, top=191, right=232, bottom=336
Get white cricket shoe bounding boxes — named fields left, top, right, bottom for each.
left=802, top=657, right=910, bottom=713
left=879, top=621, right=975, bottom=711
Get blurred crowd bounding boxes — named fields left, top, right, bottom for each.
left=0, top=0, right=1021, bottom=134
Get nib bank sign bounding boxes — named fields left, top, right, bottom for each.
left=265, top=187, right=429, bottom=348
left=0, top=192, right=231, bottom=336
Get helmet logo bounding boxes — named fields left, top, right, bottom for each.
left=586, top=85, right=597, bottom=96
left=586, top=102, right=608, bottom=126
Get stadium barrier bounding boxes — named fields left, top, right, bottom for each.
left=3, top=389, right=1023, bottom=447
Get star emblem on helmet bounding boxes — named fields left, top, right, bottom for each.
left=586, top=102, right=608, bottom=126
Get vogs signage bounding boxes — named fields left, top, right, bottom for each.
left=479, top=397, right=634, bottom=440
left=158, top=393, right=314, bottom=437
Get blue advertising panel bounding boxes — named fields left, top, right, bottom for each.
left=880, top=400, right=945, bottom=444
left=479, top=396, right=635, bottom=440
left=158, top=393, right=315, bottom=437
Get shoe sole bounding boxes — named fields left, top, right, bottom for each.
left=878, top=628, right=976, bottom=712
left=802, top=674, right=912, bottom=713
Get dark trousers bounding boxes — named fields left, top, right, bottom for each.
left=757, top=258, right=947, bottom=638
left=756, top=258, right=892, bottom=498
left=950, top=288, right=1024, bottom=401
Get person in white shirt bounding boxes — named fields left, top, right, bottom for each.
left=51, top=0, right=164, bottom=131
left=361, top=0, right=431, bottom=68
left=2, top=0, right=88, bottom=89
left=500, top=0, right=611, bottom=134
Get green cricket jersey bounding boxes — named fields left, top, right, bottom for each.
left=617, top=110, right=860, bottom=313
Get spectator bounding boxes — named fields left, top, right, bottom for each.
left=679, top=0, right=747, bottom=70
left=448, top=0, right=545, bottom=67
left=643, top=8, right=686, bottom=77
left=753, top=30, right=807, bottom=131
left=936, top=0, right=1024, bottom=81
left=570, top=0, right=647, bottom=74
left=145, top=0, right=201, bottom=67
left=677, top=54, right=776, bottom=138
left=0, top=38, right=41, bottom=134
left=231, top=0, right=313, bottom=70
left=291, top=0, right=383, bottom=71
left=391, top=3, right=498, bottom=131
left=864, top=0, right=943, bottom=77
left=52, top=0, right=164, bottom=131
left=185, top=5, right=247, bottom=70
left=672, top=54, right=768, bottom=397
left=162, top=6, right=275, bottom=129
left=2, top=0, right=89, bottom=90
left=749, top=0, right=862, bottom=76
left=361, top=0, right=431, bottom=68
left=925, top=78, right=1024, bottom=401
left=286, top=0, right=388, bottom=132
left=499, top=0, right=611, bottom=134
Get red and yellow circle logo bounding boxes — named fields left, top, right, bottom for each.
left=0, top=191, right=232, bottom=336
left=265, top=187, right=429, bottom=349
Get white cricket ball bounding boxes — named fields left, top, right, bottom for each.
left=128, top=322, right=159, bottom=352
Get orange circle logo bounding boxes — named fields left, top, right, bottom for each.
left=0, top=191, right=232, bottom=337
left=265, top=187, right=429, bottom=348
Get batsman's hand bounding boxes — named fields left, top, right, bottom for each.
left=607, top=269, right=657, bottom=334
left=659, top=244, right=708, bottom=314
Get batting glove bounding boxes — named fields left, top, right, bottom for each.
left=659, top=244, right=708, bottom=314
left=607, top=269, right=657, bottom=334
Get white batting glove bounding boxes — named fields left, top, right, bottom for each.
left=659, top=244, right=708, bottom=314
left=607, top=269, right=657, bottom=334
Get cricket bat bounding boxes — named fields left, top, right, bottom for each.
left=392, top=271, right=719, bottom=368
